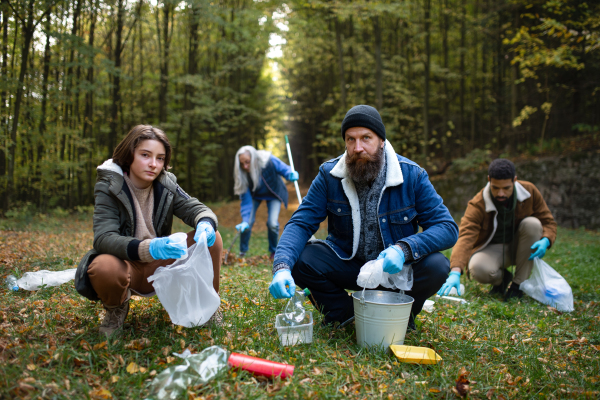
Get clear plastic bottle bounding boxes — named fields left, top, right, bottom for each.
left=5, top=275, right=18, bottom=291
left=283, top=288, right=310, bottom=326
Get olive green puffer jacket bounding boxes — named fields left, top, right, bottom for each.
left=75, top=159, right=218, bottom=301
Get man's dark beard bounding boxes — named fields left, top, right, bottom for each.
left=346, top=146, right=385, bottom=184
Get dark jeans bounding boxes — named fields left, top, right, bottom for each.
left=291, top=242, right=450, bottom=324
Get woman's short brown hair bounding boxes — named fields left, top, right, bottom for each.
left=112, top=125, right=172, bottom=173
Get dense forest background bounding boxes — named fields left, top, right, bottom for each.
left=0, top=0, right=598, bottom=212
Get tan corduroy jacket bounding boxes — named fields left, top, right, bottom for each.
left=450, top=180, right=557, bottom=273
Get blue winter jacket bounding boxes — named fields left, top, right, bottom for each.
left=240, top=155, right=292, bottom=222
left=273, top=141, right=458, bottom=271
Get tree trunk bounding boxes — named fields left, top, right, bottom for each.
left=423, top=0, right=431, bottom=158
left=158, top=1, right=173, bottom=124
left=0, top=4, right=8, bottom=194
left=334, top=18, right=346, bottom=110
left=470, top=0, right=479, bottom=150
left=441, top=0, right=450, bottom=154
left=109, top=0, right=124, bottom=155
left=7, top=0, right=35, bottom=210
left=83, top=0, right=97, bottom=204
left=459, top=0, right=466, bottom=143
left=373, top=16, right=382, bottom=110
left=186, top=1, right=200, bottom=193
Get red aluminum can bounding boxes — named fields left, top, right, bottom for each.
left=228, top=352, right=294, bottom=379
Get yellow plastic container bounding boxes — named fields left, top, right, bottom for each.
left=389, top=345, right=443, bottom=364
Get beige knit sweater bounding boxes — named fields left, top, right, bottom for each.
left=124, top=174, right=156, bottom=262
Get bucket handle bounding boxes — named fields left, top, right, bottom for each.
left=360, top=286, right=366, bottom=306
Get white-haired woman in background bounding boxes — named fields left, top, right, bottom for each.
left=233, top=146, right=299, bottom=258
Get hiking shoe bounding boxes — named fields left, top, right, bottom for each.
left=504, top=282, right=523, bottom=301
left=489, top=269, right=513, bottom=297
left=99, top=299, right=130, bottom=337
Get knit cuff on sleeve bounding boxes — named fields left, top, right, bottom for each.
left=126, top=239, right=141, bottom=261
left=138, top=239, right=155, bottom=263
left=396, top=241, right=414, bottom=263
left=272, top=262, right=291, bottom=275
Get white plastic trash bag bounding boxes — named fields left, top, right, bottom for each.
left=17, top=268, right=76, bottom=290
left=148, top=233, right=220, bottom=327
left=356, top=259, right=413, bottom=291
left=520, top=258, right=574, bottom=312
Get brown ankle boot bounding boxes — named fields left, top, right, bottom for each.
left=99, top=291, right=130, bottom=337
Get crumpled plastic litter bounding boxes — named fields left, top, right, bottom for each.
left=147, top=346, right=229, bottom=400
left=521, top=258, right=574, bottom=312
left=17, top=268, right=76, bottom=290
left=283, top=290, right=307, bottom=326
left=356, top=259, right=413, bottom=291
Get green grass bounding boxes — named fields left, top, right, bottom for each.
left=1, top=213, right=599, bottom=399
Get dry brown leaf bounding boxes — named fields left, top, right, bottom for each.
left=126, top=362, right=140, bottom=374
left=166, top=356, right=176, bottom=363
left=547, top=306, right=562, bottom=315
left=455, top=367, right=470, bottom=397
left=429, top=388, right=441, bottom=393
left=313, top=367, right=323, bottom=375
left=493, top=347, right=505, bottom=354
left=537, top=357, right=548, bottom=363
left=111, top=376, right=119, bottom=383
left=486, top=388, right=494, bottom=399
left=125, top=338, right=151, bottom=351
left=89, top=388, right=112, bottom=399
left=93, top=341, right=108, bottom=351
left=26, top=363, right=36, bottom=371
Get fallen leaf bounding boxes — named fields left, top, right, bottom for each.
left=429, top=388, right=441, bottom=393
left=537, top=357, right=548, bottom=363
left=455, top=367, right=470, bottom=397
left=493, top=347, right=505, bottom=354
left=93, top=341, right=108, bottom=351
left=486, top=388, right=494, bottom=399
left=166, top=356, right=175, bottom=363
left=126, top=362, right=140, bottom=374
left=89, top=388, right=112, bottom=399
left=125, top=338, right=151, bottom=351
left=26, top=364, right=36, bottom=371
left=313, top=367, right=322, bottom=375
left=547, top=306, right=562, bottom=315
left=111, top=376, right=119, bottom=383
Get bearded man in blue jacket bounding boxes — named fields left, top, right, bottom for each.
left=269, top=105, right=459, bottom=329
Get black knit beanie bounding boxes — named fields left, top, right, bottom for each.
left=341, top=105, right=386, bottom=141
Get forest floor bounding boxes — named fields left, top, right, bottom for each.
left=0, top=197, right=599, bottom=399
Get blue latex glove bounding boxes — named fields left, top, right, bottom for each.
left=377, top=245, right=405, bottom=274
left=236, top=221, right=249, bottom=233
left=529, top=237, right=550, bottom=260
left=437, top=271, right=462, bottom=296
left=269, top=269, right=296, bottom=299
left=195, top=221, right=216, bottom=247
left=149, top=236, right=187, bottom=260
left=288, top=171, right=299, bottom=182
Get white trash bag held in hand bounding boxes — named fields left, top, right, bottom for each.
left=356, top=259, right=413, bottom=291
left=148, top=233, right=220, bottom=327
left=520, top=258, right=574, bottom=312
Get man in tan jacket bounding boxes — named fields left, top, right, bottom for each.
left=438, top=159, right=557, bottom=300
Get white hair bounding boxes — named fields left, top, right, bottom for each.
left=233, top=146, right=271, bottom=195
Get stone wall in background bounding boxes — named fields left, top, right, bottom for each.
left=430, top=151, right=600, bottom=230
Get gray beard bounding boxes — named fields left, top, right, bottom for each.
left=346, top=146, right=385, bottom=184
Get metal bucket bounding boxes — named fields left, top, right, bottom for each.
left=352, top=290, right=414, bottom=350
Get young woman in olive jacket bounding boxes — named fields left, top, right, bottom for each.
left=75, top=125, right=222, bottom=336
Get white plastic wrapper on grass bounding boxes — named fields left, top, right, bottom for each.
left=17, top=268, right=76, bottom=290
left=521, top=258, right=574, bottom=312
left=147, top=346, right=229, bottom=400
left=356, top=259, right=413, bottom=291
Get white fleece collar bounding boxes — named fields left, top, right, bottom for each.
left=330, top=140, right=403, bottom=187
left=329, top=140, right=403, bottom=259
left=483, top=181, right=531, bottom=213
left=97, top=159, right=124, bottom=176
